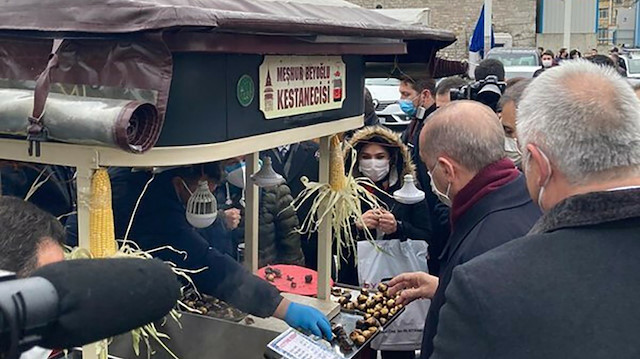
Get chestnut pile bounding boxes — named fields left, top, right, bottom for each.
left=264, top=266, right=282, bottom=282
left=181, top=290, right=246, bottom=322
left=336, top=283, right=405, bottom=346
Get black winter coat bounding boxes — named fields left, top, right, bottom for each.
left=216, top=182, right=304, bottom=268
left=432, top=187, right=640, bottom=359
left=263, top=141, right=320, bottom=269
left=338, top=126, right=433, bottom=286
left=421, top=175, right=541, bottom=358
left=110, top=168, right=283, bottom=318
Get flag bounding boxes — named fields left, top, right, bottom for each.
left=469, top=5, right=495, bottom=58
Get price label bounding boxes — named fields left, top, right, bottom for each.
left=268, top=328, right=340, bottom=359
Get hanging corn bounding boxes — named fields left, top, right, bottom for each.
left=89, top=168, right=118, bottom=258
left=291, top=135, right=381, bottom=264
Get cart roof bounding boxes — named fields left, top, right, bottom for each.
left=0, top=0, right=454, bottom=45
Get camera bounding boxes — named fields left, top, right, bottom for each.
left=450, top=75, right=506, bottom=112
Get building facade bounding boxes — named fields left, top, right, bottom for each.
left=536, top=0, right=598, bottom=54
left=346, top=0, right=537, bottom=60
left=598, top=0, right=639, bottom=48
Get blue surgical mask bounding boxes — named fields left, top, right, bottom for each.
left=398, top=99, right=417, bottom=117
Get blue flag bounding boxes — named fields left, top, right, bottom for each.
left=469, top=5, right=495, bottom=58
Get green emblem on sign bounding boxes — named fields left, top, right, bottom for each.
left=237, top=74, right=255, bottom=107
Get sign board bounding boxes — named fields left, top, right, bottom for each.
left=259, top=56, right=346, bottom=119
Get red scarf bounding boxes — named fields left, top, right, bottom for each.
left=451, top=158, right=521, bottom=226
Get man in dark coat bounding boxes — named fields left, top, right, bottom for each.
left=388, top=101, right=541, bottom=359
left=262, top=141, right=320, bottom=269
left=431, top=61, right=640, bottom=359
left=108, top=164, right=332, bottom=339
left=398, top=76, right=449, bottom=276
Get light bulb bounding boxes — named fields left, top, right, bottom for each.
left=250, top=156, right=285, bottom=187
left=393, top=174, right=425, bottom=205
left=185, top=180, right=218, bottom=228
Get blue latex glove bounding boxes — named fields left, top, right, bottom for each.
left=284, top=302, right=333, bottom=340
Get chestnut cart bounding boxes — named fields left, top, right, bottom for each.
left=0, top=1, right=454, bottom=358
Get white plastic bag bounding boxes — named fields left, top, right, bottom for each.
left=357, top=239, right=430, bottom=351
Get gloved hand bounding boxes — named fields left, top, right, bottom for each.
left=284, top=302, right=333, bottom=340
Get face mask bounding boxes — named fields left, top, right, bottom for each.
left=504, top=137, right=522, bottom=167
left=398, top=98, right=417, bottom=117
left=225, top=162, right=247, bottom=189
left=542, top=59, right=553, bottom=68
left=525, top=148, right=553, bottom=211
left=359, top=158, right=390, bottom=183
left=428, top=163, right=452, bottom=207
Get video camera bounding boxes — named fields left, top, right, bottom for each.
left=450, top=75, right=506, bottom=112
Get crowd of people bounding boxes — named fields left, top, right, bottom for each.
left=534, top=46, right=628, bottom=77
left=1, top=52, right=639, bottom=359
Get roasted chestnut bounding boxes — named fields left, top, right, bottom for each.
left=362, top=330, right=372, bottom=339
left=266, top=274, right=275, bottom=282
left=354, top=335, right=366, bottom=346
left=377, top=283, right=389, bottom=292
left=373, top=311, right=381, bottom=319
left=305, top=275, right=313, bottom=284
left=364, top=313, right=372, bottom=320
left=338, top=296, right=349, bottom=305
left=380, top=307, right=389, bottom=317
left=390, top=307, right=397, bottom=316
left=361, top=288, right=370, bottom=296
left=397, top=303, right=404, bottom=310
left=331, top=288, right=343, bottom=296
left=368, top=326, right=378, bottom=334
left=357, top=294, right=368, bottom=303
left=346, top=302, right=356, bottom=310
left=290, top=282, right=297, bottom=288
left=387, top=299, right=396, bottom=308
left=379, top=317, right=388, bottom=326
left=357, top=303, right=367, bottom=312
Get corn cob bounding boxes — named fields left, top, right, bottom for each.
left=89, top=168, right=118, bottom=258
left=329, top=135, right=346, bottom=191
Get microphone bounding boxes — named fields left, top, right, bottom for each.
left=0, top=258, right=181, bottom=355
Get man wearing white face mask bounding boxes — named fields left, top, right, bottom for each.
left=387, top=100, right=540, bottom=359
left=497, top=79, right=532, bottom=169
left=431, top=61, right=640, bottom=359
left=533, top=50, right=555, bottom=77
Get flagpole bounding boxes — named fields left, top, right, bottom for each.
left=563, top=0, right=572, bottom=49
left=484, top=0, right=492, bottom=59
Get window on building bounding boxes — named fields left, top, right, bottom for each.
left=600, top=9, right=609, bottom=19
left=598, top=28, right=609, bottom=42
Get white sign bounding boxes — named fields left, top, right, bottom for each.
left=259, top=56, right=346, bottom=119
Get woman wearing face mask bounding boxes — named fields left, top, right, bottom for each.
left=337, top=126, right=432, bottom=286
left=215, top=156, right=305, bottom=268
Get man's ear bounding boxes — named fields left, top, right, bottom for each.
left=526, top=144, right=550, bottom=187
left=422, top=89, right=434, bottom=102
left=438, top=157, right=456, bottom=182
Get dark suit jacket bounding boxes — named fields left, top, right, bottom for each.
left=421, top=175, right=541, bottom=358
left=431, top=188, right=640, bottom=359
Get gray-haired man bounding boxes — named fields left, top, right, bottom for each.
left=432, top=60, right=640, bottom=358
left=388, top=100, right=541, bottom=359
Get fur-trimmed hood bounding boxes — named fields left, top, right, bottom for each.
left=344, top=126, right=416, bottom=187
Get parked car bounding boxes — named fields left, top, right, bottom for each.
left=486, top=48, right=541, bottom=79
left=365, top=78, right=409, bottom=133
left=620, top=52, right=640, bottom=86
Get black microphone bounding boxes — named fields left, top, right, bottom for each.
left=0, top=258, right=181, bottom=354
